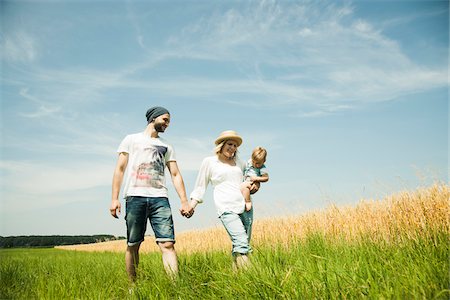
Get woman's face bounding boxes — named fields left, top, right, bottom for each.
left=221, top=139, right=238, bottom=159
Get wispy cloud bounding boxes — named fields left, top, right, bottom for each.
left=0, top=31, right=38, bottom=63
left=18, top=88, right=61, bottom=118
left=0, top=159, right=114, bottom=215
left=0, top=160, right=112, bottom=196
left=1, top=1, right=447, bottom=149
left=160, top=1, right=447, bottom=114
left=125, top=0, right=146, bottom=49
left=4, top=0, right=446, bottom=122
left=379, top=6, right=448, bottom=30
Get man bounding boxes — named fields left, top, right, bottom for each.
left=109, top=106, right=193, bottom=281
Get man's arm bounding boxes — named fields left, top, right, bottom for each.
left=167, top=161, right=194, bottom=218
left=110, top=152, right=128, bottom=218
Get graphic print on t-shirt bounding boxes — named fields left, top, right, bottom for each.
left=131, top=145, right=167, bottom=188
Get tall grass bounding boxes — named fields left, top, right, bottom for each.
left=2, top=183, right=448, bottom=299
left=2, top=232, right=448, bottom=299
left=58, top=183, right=449, bottom=254
left=0, top=248, right=129, bottom=299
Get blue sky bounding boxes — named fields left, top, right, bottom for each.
left=0, top=0, right=448, bottom=237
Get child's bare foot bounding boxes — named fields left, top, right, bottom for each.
left=245, top=202, right=252, bottom=211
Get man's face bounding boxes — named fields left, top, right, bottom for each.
left=154, top=114, right=171, bottom=132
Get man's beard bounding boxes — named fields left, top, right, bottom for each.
left=154, top=122, right=166, bottom=132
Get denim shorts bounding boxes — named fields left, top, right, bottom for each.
left=219, top=208, right=253, bottom=255
left=125, top=196, right=175, bottom=246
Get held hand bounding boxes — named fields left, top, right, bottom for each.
left=180, top=202, right=194, bottom=218
left=110, top=200, right=121, bottom=219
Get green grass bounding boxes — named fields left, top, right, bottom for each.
left=1, top=231, right=448, bottom=299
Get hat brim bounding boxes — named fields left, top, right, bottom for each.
left=215, top=135, right=242, bottom=146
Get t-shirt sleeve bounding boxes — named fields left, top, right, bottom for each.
left=117, top=135, right=131, bottom=153
left=260, top=164, right=268, bottom=176
left=165, top=144, right=176, bottom=162
left=189, top=157, right=211, bottom=203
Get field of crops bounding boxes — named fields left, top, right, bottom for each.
left=1, top=184, right=448, bottom=299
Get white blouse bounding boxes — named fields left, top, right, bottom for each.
left=190, top=156, right=246, bottom=216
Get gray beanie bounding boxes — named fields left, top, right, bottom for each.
left=146, top=106, right=170, bottom=123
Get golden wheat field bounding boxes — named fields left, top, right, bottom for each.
left=56, top=183, right=449, bottom=254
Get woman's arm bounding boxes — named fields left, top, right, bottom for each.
left=190, top=157, right=212, bottom=208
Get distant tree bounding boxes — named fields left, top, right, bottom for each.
left=0, top=235, right=122, bottom=248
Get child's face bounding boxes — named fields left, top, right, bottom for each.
left=252, top=158, right=265, bottom=168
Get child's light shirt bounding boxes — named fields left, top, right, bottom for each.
left=243, top=159, right=268, bottom=181
left=190, top=156, right=246, bottom=216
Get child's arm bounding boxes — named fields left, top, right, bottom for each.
left=250, top=173, right=269, bottom=183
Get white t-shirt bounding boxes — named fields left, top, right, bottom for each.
left=190, top=156, right=246, bottom=216
left=117, top=132, right=176, bottom=198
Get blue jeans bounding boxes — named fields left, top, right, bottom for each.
left=219, top=208, right=253, bottom=255
left=125, top=196, right=175, bottom=246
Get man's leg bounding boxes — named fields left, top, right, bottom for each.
left=158, top=241, right=178, bottom=278
left=148, top=197, right=177, bottom=278
left=125, top=244, right=140, bottom=282
left=125, top=196, right=147, bottom=282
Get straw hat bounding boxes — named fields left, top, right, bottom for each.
left=214, top=130, right=243, bottom=146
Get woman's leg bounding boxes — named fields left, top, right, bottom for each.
left=219, top=211, right=252, bottom=269
left=234, top=253, right=250, bottom=270
left=240, top=208, right=254, bottom=242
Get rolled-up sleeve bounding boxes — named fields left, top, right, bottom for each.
left=190, top=157, right=211, bottom=203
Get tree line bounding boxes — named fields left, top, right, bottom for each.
left=0, top=235, right=126, bottom=248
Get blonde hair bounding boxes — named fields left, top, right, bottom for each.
left=214, top=141, right=225, bottom=156
left=215, top=140, right=239, bottom=160
left=252, top=146, right=267, bottom=162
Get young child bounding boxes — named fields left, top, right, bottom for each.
left=241, top=146, right=269, bottom=211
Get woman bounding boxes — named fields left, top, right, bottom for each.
left=190, top=130, right=253, bottom=269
